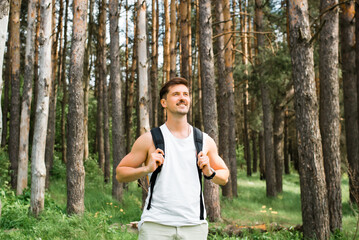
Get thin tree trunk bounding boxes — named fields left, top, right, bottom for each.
left=169, top=0, right=176, bottom=78
left=163, top=0, right=170, bottom=83
left=126, top=5, right=137, bottom=153
left=252, top=131, right=258, bottom=173
left=199, top=0, right=221, bottom=221
left=180, top=0, right=189, bottom=80
left=0, top=0, right=10, bottom=145
left=17, top=0, right=37, bottom=195
left=223, top=0, right=237, bottom=197
left=103, top=75, right=111, bottom=183
left=259, top=130, right=265, bottom=180
left=319, top=0, right=342, bottom=231
left=109, top=0, right=125, bottom=200
left=256, top=0, right=276, bottom=197
left=66, top=0, right=87, bottom=215
left=288, top=0, right=330, bottom=238
left=273, top=99, right=284, bottom=193
left=9, top=0, right=22, bottom=189
left=45, top=0, right=60, bottom=189
left=151, top=0, right=158, bottom=128
left=215, top=0, right=232, bottom=198
left=341, top=0, right=359, bottom=205
left=97, top=0, right=106, bottom=171
left=284, top=109, right=290, bottom=174
left=30, top=0, right=52, bottom=217
left=83, top=0, right=94, bottom=161
left=195, top=0, right=203, bottom=130
left=61, top=0, right=69, bottom=164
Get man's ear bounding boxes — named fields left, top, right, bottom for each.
left=160, top=98, right=167, bottom=108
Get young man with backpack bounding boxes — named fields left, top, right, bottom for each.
left=116, top=77, right=229, bottom=240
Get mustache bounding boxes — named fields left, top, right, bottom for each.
left=176, top=100, right=187, bottom=105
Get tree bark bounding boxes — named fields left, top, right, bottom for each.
left=83, top=0, right=94, bottom=161
left=30, top=0, right=52, bottom=217
left=151, top=0, right=158, bottom=128
left=284, top=109, right=290, bottom=174
left=259, top=130, right=265, bottom=180
left=252, top=131, right=258, bottom=173
left=17, top=0, right=37, bottom=195
left=273, top=98, right=284, bottom=193
left=9, top=0, right=22, bottom=189
left=163, top=0, right=170, bottom=83
left=288, top=0, right=330, bottom=238
left=97, top=0, right=106, bottom=171
left=66, top=0, right=87, bottom=215
left=199, top=0, right=221, bottom=222
left=341, top=0, right=359, bottom=205
left=45, top=0, right=60, bottom=189
left=169, top=0, right=176, bottom=78
left=223, top=0, right=237, bottom=197
left=109, top=0, right=125, bottom=200
left=319, top=0, right=342, bottom=231
left=61, top=0, right=69, bottom=164
left=0, top=0, right=10, bottom=145
left=256, top=0, right=276, bottom=197
left=215, top=0, right=231, bottom=198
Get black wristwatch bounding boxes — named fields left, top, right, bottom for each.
left=204, top=168, right=216, bottom=180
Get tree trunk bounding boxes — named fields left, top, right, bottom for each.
left=319, top=0, right=342, bottom=231
left=17, top=0, right=37, bottom=195
left=180, top=0, right=189, bottom=81
left=97, top=0, right=106, bottom=171
left=66, top=0, right=87, bottom=215
left=109, top=0, right=125, bottom=200
left=240, top=0, right=251, bottom=177
left=252, top=131, right=258, bottom=173
left=83, top=0, right=94, bottom=161
left=126, top=5, right=137, bottom=153
left=9, top=0, right=22, bottom=189
left=223, top=0, right=237, bottom=197
left=45, top=0, right=60, bottom=189
left=341, top=0, right=359, bottom=205
left=151, top=0, right=158, bottom=128
left=352, top=0, right=359, bottom=205
left=169, top=0, right=176, bottom=78
left=194, top=0, right=203, bottom=130
left=30, top=0, right=52, bottom=217
left=273, top=99, right=284, bottom=193
left=61, top=0, right=69, bottom=164
left=199, top=0, right=221, bottom=222
left=163, top=0, right=170, bottom=83
left=259, top=130, right=265, bottom=180
left=215, top=0, right=231, bottom=198
left=288, top=0, right=330, bottom=238
left=256, top=0, right=276, bottom=197
left=0, top=0, right=10, bottom=145
left=284, top=109, right=290, bottom=174
left=103, top=74, right=111, bottom=183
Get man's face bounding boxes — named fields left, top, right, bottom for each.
left=161, top=84, right=190, bottom=116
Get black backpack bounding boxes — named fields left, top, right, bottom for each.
left=147, top=126, right=205, bottom=220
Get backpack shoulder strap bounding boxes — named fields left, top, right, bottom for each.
left=147, top=127, right=165, bottom=210
left=193, top=126, right=205, bottom=220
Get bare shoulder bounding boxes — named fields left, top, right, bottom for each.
left=204, top=134, right=218, bottom=152
left=132, top=131, right=154, bottom=152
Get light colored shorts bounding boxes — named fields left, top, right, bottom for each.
left=138, top=222, right=208, bottom=240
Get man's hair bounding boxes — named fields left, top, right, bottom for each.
left=159, top=77, right=189, bottom=100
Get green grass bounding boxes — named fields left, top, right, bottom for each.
left=0, top=155, right=358, bottom=239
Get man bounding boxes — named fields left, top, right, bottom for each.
left=116, top=77, right=229, bottom=240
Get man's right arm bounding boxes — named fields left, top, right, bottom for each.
left=116, top=132, right=152, bottom=183
left=116, top=132, right=165, bottom=183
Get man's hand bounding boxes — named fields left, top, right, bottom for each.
left=197, top=151, right=213, bottom=177
left=146, top=148, right=165, bottom=173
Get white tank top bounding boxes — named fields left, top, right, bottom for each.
left=138, top=124, right=208, bottom=229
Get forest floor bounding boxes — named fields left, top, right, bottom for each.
left=0, top=154, right=358, bottom=239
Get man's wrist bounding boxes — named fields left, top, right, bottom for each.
left=204, top=168, right=216, bottom=180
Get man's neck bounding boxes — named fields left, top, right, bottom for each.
left=165, top=115, right=190, bottom=138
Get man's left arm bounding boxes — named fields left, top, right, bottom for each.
left=197, top=136, right=229, bottom=186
